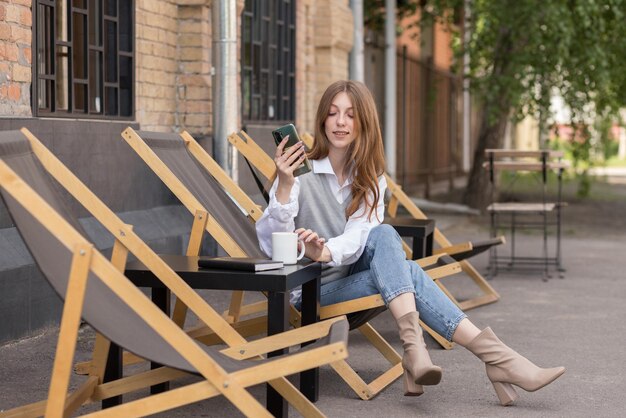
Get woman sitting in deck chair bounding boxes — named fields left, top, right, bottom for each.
left=256, top=80, right=565, bottom=405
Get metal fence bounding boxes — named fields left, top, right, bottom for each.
left=396, top=48, right=461, bottom=197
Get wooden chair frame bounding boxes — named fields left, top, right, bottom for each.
left=121, top=128, right=464, bottom=398
left=288, top=131, right=501, bottom=311
left=226, top=131, right=464, bottom=342
left=0, top=128, right=348, bottom=417
left=119, top=128, right=460, bottom=401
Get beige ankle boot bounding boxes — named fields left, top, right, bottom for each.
left=397, top=311, right=442, bottom=395
left=465, top=327, right=565, bottom=406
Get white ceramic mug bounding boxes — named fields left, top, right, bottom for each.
left=272, top=232, right=305, bottom=265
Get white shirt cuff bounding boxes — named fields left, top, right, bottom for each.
left=267, top=191, right=298, bottom=223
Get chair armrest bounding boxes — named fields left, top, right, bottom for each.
left=432, top=241, right=473, bottom=256
left=220, top=316, right=347, bottom=360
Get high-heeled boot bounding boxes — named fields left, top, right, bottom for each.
left=465, top=327, right=565, bottom=406
left=397, top=311, right=442, bottom=396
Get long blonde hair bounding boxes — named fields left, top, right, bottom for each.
left=309, top=80, right=386, bottom=221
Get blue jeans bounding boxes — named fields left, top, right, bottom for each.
left=319, top=224, right=466, bottom=341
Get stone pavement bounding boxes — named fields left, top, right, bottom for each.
left=1, top=205, right=625, bottom=417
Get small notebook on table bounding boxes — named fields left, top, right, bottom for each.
left=198, top=256, right=284, bottom=272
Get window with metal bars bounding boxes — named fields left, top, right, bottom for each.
left=241, top=0, right=296, bottom=123
left=33, top=0, right=134, bottom=118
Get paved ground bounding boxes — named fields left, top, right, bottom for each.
left=1, top=176, right=625, bottom=417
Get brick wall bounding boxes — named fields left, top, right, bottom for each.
left=0, top=0, right=32, bottom=116
left=134, top=0, right=220, bottom=137
left=311, top=0, right=353, bottom=121
left=176, top=3, right=212, bottom=136
left=135, top=0, right=179, bottom=131
left=295, top=0, right=353, bottom=134
left=0, top=0, right=352, bottom=137
left=433, top=21, right=453, bottom=71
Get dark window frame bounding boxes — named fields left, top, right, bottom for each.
left=32, top=0, right=135, bottom=119
left=241, top=0, right=296, bottom=124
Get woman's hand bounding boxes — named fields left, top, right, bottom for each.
left=274, top=136, right=306, bottom=203
left=295, top=228, right=331, bottom=262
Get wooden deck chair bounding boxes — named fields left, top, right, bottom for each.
left=225, top=131, right=466, bottom=342
left=0, top=128, right=349, bottom=418
left=120, top=128, right=463, bottom=400
left=305, top=132, right=502, bottom=310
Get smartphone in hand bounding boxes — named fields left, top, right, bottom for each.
left=271, top=123, right=312, bottom=177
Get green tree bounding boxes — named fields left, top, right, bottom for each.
left=459, top=0, right=626, bottom=208
left=366, top=0, right=626, bottom=208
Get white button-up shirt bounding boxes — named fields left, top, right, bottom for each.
left=256, top=157, right=387, bottom=267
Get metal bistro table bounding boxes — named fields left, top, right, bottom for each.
left=106, top=254, right=322, bottom=418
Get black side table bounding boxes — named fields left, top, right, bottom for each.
left=386, top=217, right=436, bottom=259
left=105, top=255, right=322, bottom=418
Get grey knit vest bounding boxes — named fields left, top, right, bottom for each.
left=295, top=170, right=352, bottom=284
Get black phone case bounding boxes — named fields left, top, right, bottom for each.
left=271, top=124, right=311, bottom=177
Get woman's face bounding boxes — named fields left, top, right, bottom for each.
left=324, top=91, right=356, bottom=154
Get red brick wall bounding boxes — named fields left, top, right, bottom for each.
left=0, top=0, right=32, bottom=116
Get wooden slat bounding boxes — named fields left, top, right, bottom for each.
left=230, top=341, right=347, bottom=388
left=364, top=362, right=405, bottom=397
left=220, top=316, right=344, bottom=359
left=420, top=322, right=453, bottom=350
left=0, top=399, right=47, bottom=418
left=227, top=131, right=276, bottom=181
left=320, top=294, right=384, bottom=319
left=482, top=161, right=570, bottom=171
left=358, top=323, right=402, bottom=364
left=184, top=131, right=262, bottom=222
left=487, top=202, right=556, bottom=212
left=432, top=241, right=473, bottom=256
left=485, top=149, right=564, bottom=158
left=45, top=244, right=94, bottom=418
left=62, top=376, right=98, bottom=415
left=92, top=368, right=189, bottom=401
left=330, top=360, right=376, bottom=400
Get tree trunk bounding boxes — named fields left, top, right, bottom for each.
left=463, top=106, right=510, bottom=210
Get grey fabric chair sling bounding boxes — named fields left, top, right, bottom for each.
left=0, top=129, right=348, bottom=418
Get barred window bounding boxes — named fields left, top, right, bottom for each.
left=34, top=0, right=134, bottom=118
left=241, top=0, right=296, bottom=123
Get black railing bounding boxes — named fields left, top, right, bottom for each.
left=33, top=0, right=134, bottom=119
left=242, top=0, right=296, bottom=123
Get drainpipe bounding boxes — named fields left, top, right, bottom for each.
left=462, top=0, right=471, bottom=172
left=349, top=0, right=364, bottom=82
left=384, top=0, right=397, bottom=179
left=212, top=0, right=238, bottom=180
